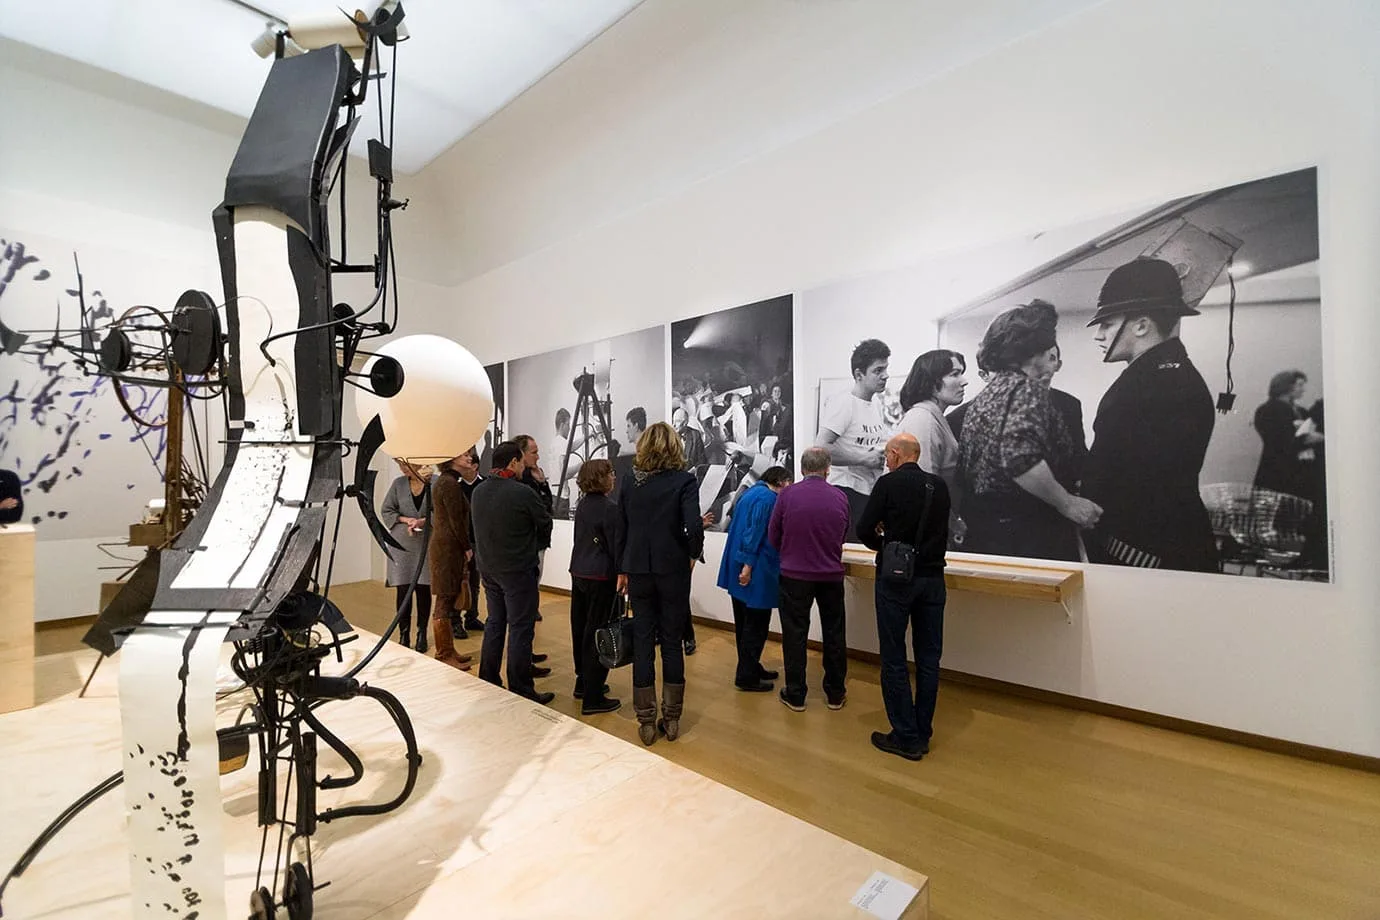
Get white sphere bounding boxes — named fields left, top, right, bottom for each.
left=353, top=334, right=493, bottom=464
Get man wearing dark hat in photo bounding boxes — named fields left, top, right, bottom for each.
left=1081, top=257, right=1219, bottom=572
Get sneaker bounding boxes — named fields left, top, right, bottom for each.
left=870, top=731, right=924, bottom=761
left=778, top=688, right=806, bottom=712
left=735, top=679, right=774, bottom=693
left=826, top=693, right=846, bottom=711
left=581, top=696, right=622, bottom=716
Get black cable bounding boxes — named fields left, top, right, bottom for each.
left=1225, top=258, right=1237, bottom=398
left=340, top=515, right=429, bottom=681
left=319, top=493, right=345, bottom=598
left=0, top=770, right=124, bottom=915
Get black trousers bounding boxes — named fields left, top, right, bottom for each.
left=465, top=555, right=482, bottom=619
left=629, top=570, right=690, bottom=689
left=731, top=597, right=771, bottom=686
left=478, top=568, right=540, bottom=698
left=394, top=584, right=432, bottom=637
left=777, top=575, right=847, bottom=704
left=570, top=576, right=615, bottom=699
left=874, top=574, right=945, bottom=749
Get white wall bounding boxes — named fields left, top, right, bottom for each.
left=1, top=40, right=444, bottom=618
left=427, top=0, right=1380, bottom=756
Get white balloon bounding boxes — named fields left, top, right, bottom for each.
left=354, top=334, right=493, bottom=463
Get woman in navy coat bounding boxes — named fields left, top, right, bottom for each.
left=615, top=423, right=704, bottom=746
left=716, top=467, right=792, bottom=691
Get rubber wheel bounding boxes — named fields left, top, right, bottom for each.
left=284, top=861, right=313, bottom=920
left=249, top=885, right=275, bottom=920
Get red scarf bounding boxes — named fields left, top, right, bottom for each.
left=493, top=468, right=519, bottom=480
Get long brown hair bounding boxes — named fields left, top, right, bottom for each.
left=634, top=421, right=686, bottom=473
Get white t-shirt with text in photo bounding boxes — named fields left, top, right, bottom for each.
left=821, top=392, right=887, bottom=494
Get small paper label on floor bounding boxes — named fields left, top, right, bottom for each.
left=850, top=871, right=918, bottom=919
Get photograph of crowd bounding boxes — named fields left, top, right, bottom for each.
left=670, top=295, right=794, bottom=532
left=506, top=326, right=665, bottom=519
left=800, top=167, right=1327, bottom=580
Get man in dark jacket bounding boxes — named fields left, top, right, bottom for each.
left=471, top=441, right=555, bottom=704
left=454, top=448, right=486, bottom=632
left=515, top=433, right=553, bottom=623
left=1082, top=258, right=1218, bottom=572
left=857, top=433, right=951, bottom=761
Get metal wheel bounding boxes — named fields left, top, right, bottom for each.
left=284, top=861, right=313, bottom=920
left=249, top=885, right=275, bottom=920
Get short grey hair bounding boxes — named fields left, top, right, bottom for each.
left=800, top=446, right=831, bottom=475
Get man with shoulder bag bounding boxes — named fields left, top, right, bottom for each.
left=857, top=433, right=951, bottom=761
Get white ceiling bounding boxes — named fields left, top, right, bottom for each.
left=0, top=0, right=643, bottom=174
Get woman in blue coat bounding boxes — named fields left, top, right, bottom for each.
left=717, top=466, right=793, bottom=692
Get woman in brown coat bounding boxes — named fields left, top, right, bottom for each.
left=429, top=455, right=475, bottom=670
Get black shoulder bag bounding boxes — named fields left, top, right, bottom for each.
left=877, top=476, right=935, bottom=584
left=594, top=592, right=636, bottom=669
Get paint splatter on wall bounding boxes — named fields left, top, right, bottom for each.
left=0, top=230, right=219, bottom=541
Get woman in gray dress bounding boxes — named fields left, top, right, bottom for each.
left=380, top=460, right=433, bottom=651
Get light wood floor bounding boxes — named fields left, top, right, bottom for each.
left=38, top=582, right=1380, bottom=920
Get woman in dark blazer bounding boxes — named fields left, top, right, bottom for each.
left=1253, top=370, right=1323, bottom=499
left=568, top=459, right=622, bottom=715
left=616, top=422, right=704, bottom=746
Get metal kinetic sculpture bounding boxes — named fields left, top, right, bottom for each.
left=1, top=5, right=492, bottom=918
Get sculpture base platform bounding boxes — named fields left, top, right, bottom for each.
left=1, top=631, right=928, bottom=919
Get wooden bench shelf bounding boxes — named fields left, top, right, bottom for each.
left=842, top=548, right=1083, bottom=608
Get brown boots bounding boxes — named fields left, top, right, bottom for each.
left=634, top=683, right=687, bottom=745
left=658, top=682, right=685, bottom=741
left=634, top=685, right=658, bottom=746
left=432, top=616, right=473, bottom=670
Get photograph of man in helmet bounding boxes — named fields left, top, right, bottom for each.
left=1080, top=257, right=1219, bottom=572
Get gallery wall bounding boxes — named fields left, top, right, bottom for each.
left=427, top=0, right=1380, bottom=756
left=0, top=41, right=451, bottom=618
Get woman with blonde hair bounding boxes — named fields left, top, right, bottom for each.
left=615, top=422, right=704, bottom=745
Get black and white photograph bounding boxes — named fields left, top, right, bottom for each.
left=478, top=361, right=505, bottom=472
left=800, top=167, right=1328, bottom=581
left=506, top=326, right=665, bottom=519
left=670, top=294, right=794, bottom=532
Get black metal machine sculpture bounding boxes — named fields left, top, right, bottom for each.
left=0, top=6, right=446, bottom=918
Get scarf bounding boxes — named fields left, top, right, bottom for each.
left=493, top=468, right=519, bottom=480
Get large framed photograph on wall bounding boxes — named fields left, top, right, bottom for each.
left=801, top=167, right=1328, bottom=581
left=507, top=326, right=665, bottom=519
left=478, top=362, right=505, bottom=472
left=670, top=294, right=794, bottom=532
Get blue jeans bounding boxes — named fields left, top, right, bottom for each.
left=874, top=574, right=946, bottom=749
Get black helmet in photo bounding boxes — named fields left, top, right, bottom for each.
left=1086, top=257, right=1200, bottom=327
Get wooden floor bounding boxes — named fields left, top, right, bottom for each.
left=36, top=582, right=1380, bottom=920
